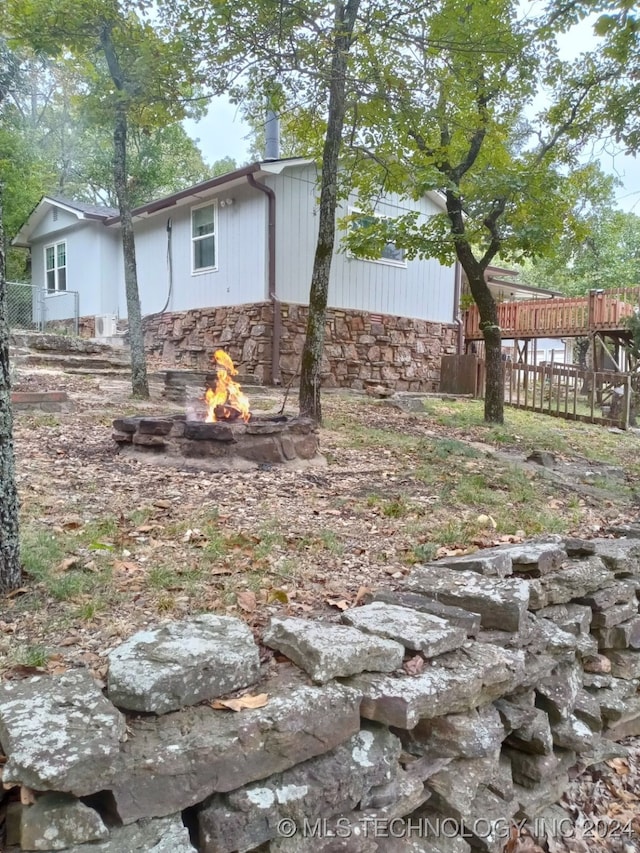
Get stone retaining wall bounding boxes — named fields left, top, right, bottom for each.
left=140, top=303, right=458, bottom=392
left=2, top=535, right=640, bottom=852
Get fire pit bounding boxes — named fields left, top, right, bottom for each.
left=112, top=350, right=323, bottom=472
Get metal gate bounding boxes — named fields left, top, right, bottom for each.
left=6, top=282, right=79, bottom=336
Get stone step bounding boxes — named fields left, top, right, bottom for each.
left=15, top=353, right=131, bottom=371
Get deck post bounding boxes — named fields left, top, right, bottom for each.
left=623, top=375, right=632, bottom=430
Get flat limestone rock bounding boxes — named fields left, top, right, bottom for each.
left=528, top=557, right=612, bottom=610
left=61, top=815, right=195, bottom=852
left=536, top=662, right=582, bottom=722
left=263, top=616, right=404, bottom=683
left=594, top=616, right=640, bottom=650
left=341, top=603, right=466, bottom=658
left=592, top=538, right=640, bottom=576
left=371, top=590, right=481, bottom=635
left=550, top=714, right=595, bottom=752
left=404, top=566, right=529, bottom=632
left=107, top=614, right=260, bottom=713
left=20, top=793, right=108, bottom=851
left=198, top=725, right=401, bottom=853
left=267, top=775, right=433, bottom=853
left=499, top=543, right=567, bottom=577
left=591, top=599, right=639, bottom=629
left=347, top=644, right=526, bottom=729
left=574, top=579, right=639, bottom=611
left=602, top=649, right=640, bottom=679
left=573, top=689, right=603, bottom=731
left=427, top=752, right=500, bottom=814
left=426, top=548, right=514, bottom=578
left=0, top=669, right=126, bottom=794
left=505, top=749, right=560, bottom=787
left=106, top=666, right=361, bottom=824
left=536, top=603, right=592, bottom=635
left=505, top=707, right=553, bottom=755
left=405, top=705, right=505, bottom=759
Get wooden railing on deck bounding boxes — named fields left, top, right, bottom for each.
left=464, top=288, right=640, bottom=341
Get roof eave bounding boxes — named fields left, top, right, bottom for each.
left=104, top=163, right=265, bottom=225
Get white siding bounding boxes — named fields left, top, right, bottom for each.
left=131, top=184, right=267, bottom=316
left=30, top=223, right=115, bottom=320
left=31, top=207, right=80, bottom=241
left=99, top=231, right=124, bottom=316
left=268, top=163, right=456, bottom=323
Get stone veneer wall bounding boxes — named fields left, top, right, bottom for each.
left=2, top=535, right=640, bottom=853
left=140, top=303, right=458, bottom=392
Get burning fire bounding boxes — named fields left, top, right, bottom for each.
left=205, top=349, right=251, bottom=423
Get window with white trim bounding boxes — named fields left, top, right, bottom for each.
left=191, top=202, right=217, bottom=273
left=348, top=210, right=406, bottom=267
left=45, top=241, right=67, bottom=292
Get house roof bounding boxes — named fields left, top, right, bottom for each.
left=12, top=157, right=448, bottom=245
left=12, top=195, right=119, bottom=247
left=49, top=196, right=120, bottom=219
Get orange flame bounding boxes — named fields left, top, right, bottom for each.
left=205, top=349, right=251, bottom=423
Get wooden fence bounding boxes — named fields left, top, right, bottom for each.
left=504, top=362, right=635, bottom=429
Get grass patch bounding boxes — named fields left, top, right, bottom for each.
left=17, top=644, right=49, bottom=668
left=21, top=525, right=67, bottom=580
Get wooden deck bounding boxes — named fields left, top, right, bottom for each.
left=464, top=289, right=640, bottom=342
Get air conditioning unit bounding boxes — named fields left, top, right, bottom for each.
left=95, top=314, right=118, bottom=337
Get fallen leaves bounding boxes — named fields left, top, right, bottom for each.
left=210, top=693, right=269, bottom=712
left=56, top=557, right=82, bottom=573
left=236, top=590, right=257, bottom=613
left=326, top=598, right=350, bottom=611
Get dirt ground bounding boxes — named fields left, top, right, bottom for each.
left=2, top=367, right=640, bottom=851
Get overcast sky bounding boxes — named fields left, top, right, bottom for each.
left=183, top=13, right=640, bottom=215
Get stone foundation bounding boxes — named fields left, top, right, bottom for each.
left=141, top=303, right=458, bottom=392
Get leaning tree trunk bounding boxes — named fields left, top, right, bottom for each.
left=0, top=191, right=22, bottom=593
left=113, top=105, right=149, bottom=399
left=465, top=268, right=504, bottom=424
left=299, top=0, right=361, bottom=423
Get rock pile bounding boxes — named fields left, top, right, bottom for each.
left=1, top=537, right=640, bottom=852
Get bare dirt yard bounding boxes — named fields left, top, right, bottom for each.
left=3, top=366, right=640, bottom=851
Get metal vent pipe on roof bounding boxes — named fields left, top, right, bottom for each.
left=265, top=109, right=280, bottom=161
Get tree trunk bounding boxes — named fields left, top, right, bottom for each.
left=461, top=267, right=504, bottom=424
left=113, top=103, right=149, bottom=399
left=299, top=0, right=361, bottom=423
left=0, top=191, right=22, bottom=593
left=445, top=191, right=504, bottom=424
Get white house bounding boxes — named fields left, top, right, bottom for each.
left=13, top=158, right=460, bottom=389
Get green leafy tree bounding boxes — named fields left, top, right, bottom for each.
left=161, top=0, right=365, bottom=422
left=342, top=0, right=612, bottom=423
left=0, top=41, right=56, bottom=280
left=8, top=0, right=207, bottom=398
left=520, top=207, right=640, bottom=295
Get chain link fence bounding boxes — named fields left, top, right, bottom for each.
left=6, top=282, right=40, bottom=331
left=6, top=282, right=79, bottom=335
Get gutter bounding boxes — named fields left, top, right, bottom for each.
left=247, top=173, right=282, bottom=385
left=104, top=164, right=262, bottom=225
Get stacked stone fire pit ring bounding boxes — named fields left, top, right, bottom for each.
left=112, top=414, right=324, bottom=472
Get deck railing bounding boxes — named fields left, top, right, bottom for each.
left=504, top=361, right=635, bottom=429
left=464, top=288, right=640, bottom=341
